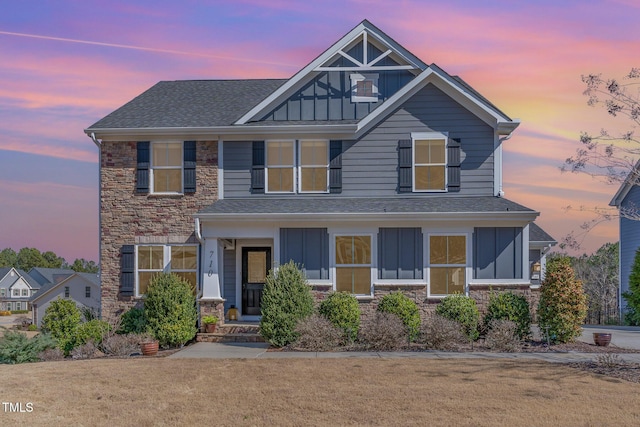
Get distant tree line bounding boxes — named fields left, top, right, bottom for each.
left=549, top=242, right=619, bottom=325
left=0, top=247, right=98, bottom=274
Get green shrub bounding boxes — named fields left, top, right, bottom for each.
left=10, top=310, right=29, bottom=314
left=538, top=257, right=587, bottom=343
left=0, top=330, right=57, bottom=364
left=27, top=324, right=38, bottom=331
left=118, top=307, right=147, bottom=334
left=318, top=292, right=361, bottom=342
left=41, top=298, right=82, bottom=355
left=144, top=273, right=197, bottom=347
left=377, top=292, right=421, bottom=341
left=435, top=295, right=480, bottom=341
left=483, top=292, right=531, bottom=340
left=74, top=319, right=112, bottom=347
left=259, top=261, right=314, bottom=347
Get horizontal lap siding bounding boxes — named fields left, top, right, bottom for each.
left=620, top=185, right=640, bottom=312
left=222, top=83, right=495, bottom=198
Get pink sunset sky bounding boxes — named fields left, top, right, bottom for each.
left=0, top=0, right=637, bottom=262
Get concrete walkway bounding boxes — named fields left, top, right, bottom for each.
left=170, top=325, right=640, bottom=362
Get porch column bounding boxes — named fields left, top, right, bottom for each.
left=201, top=238, right=222, bottom=300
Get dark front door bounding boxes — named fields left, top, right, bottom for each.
left=242, top=247, right=271, bottom=316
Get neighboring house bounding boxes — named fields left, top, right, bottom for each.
left=30, top=272, right=101, bottom=327
left=86, top=20, right=555, bottom=324
left=28, top=267, right=75, bottom=287
left=609, top=163, right=640, bottom=317
left=0, top=267, right=41, bottom=311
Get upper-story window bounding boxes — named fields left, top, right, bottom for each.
left=21, top=289, right=28, bottom=297
left=266, top=141, right=295, bottom=193
left=12, top=289, right=19, bottom=297
left=151, top=142, right=183, bottom=193
left=413, top=132, right=447, bottom=192
left=266, top=140, right=329, bottom=193
left=350, top=73, right=379, bottom=103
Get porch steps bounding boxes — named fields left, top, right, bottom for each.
left=196, top=322, right=265, bottom=343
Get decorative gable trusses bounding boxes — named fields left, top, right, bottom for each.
left=235, top=20, right=427, bottom=125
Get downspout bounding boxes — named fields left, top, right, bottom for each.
left=89, top=133, right=102, bottom=297
left=496, top=133, right=513, bottom=198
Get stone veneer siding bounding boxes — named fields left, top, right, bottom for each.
left=100, top=141, right=218, bottom=320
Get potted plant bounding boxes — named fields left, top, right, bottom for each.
left=139, top=332, right=159, bottom=356
left=593, top=332, right=612, bottom=347
left=202, top=315, right=219, bottom=333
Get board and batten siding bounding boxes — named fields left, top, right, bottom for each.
left=620, top=185, right=640, bottom=313
left=223, top=84, right=495, bottom=198
left=222, top=248, right=236, bottom=312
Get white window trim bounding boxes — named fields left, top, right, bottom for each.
left=150, top=141, right=184, bottom=195
left=426, top=232, right=471, bottom=298
left=16, top=302, right=21, bottom=311
left=350, top=73, right=379, bottom=103
left=22, top=289, right=28, bottom=296
left=297, top=140, right=330, bottom=194
left=411, top=131, right=448, bottom=193
left=265, top=139, right=296, bottom=194
left=12, top=289, right=19, bottom=297
left=135, top=244, right=199, bottom=297
left=331, top=232, right=375, bottom=297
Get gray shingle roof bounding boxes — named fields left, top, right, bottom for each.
left=29, top=267, right=75, bottom=286
left=30, top=272, right=100, bottom=302
left=197, top=196, right=535, bottom=216
left=87, top=79, right=287, bottom=129
left=17, top=269, right=41, bottom=290
left=0, top=267, right=11, bottom=281
left=529, top=222, right=556, bottom=243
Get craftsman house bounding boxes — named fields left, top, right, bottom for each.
left=86, top=20, right=554, bottom=324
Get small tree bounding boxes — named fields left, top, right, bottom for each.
left=41, top=298, right=82, bottom=355
left=144, top=273, right=197, bottom=347
left=623, top=248, right=640, bottom=325
left=538, top=257, right=588, bottom=343
left=259, top=261, right=314, bottom=347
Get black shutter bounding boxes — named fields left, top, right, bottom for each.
left=329, top=140, right=342, bottom=193
left=183, top=141, right=196, bottom=193
left=120, top=245, right=135, bottom=296
left=251, top=141, right=265, bottom=193
left=398, top=139, right=412, bottom=193
left=136, top=142, right=150, bottom=193
left=447, top=138, right=461, bottom=192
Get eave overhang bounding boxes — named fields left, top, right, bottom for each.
left=84, top=124, right=358, bottom=142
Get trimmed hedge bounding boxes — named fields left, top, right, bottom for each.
left=318, top=292, right=361, bottom=342
left=435, top=295, right=480, bottom=341
left=377, top=292, right=420, bottom=341
left=483, top=292, right=531, bottom=340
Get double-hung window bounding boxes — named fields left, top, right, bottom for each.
left=136, top=245, right=198, bottom=295
left=266, top=141, right=295, bottom=192
left=85, top=286, right=91, bottom=298
left=413, top=133, right=447, bottom=191
left=429, top=235, right=467, bottom=296
left=151, top=142, right=183, bottom=193
left=335, top=235, right=372, bottom=295
left=266, top=140, right=329, bottom=193
left=22, top=289, right=28, bottom=297
left=64, top=286, right=70, bottom=298
left=12, top=289, right=19, bottom=297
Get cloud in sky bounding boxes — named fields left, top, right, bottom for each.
left=0, top=0, right=636, bottom=261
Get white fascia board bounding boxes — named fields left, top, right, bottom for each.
left=356, top=67, right=520, bottom=138
left=85, top=124, right=358, bottom=142
left=195, top=211, right=539, bottom=222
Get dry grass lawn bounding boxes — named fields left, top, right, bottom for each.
left=1, top=357, right=639, bottom=426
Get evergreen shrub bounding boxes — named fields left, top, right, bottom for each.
left=259, top=261, right=314, bottom=347
left=318, top=292, right=361, bottom=342
left=41, top=298, right=82, bottom=355
left=376, top=292, right=421, bottom=341
left=538, top=257, right=587, bottom=343
left=484, top=292, right=531, bottom=339
left=0, top=330, right=57, bottom=364
left=435, top=294, right=480, bottom=340
left=144, top=273, right=197, bottom=347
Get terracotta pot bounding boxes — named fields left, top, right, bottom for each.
left=593, top=333, right=612, bottom=347
left=205, top=323, right=217, bottom=333
left=141, top=340, right=159, bottom=356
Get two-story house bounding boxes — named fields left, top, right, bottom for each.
left=86, top=20, right=554, bottom=325
left=0, top=267, right=41, bottom=312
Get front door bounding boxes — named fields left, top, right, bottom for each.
left=242, top=247, right=271, bottom=316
